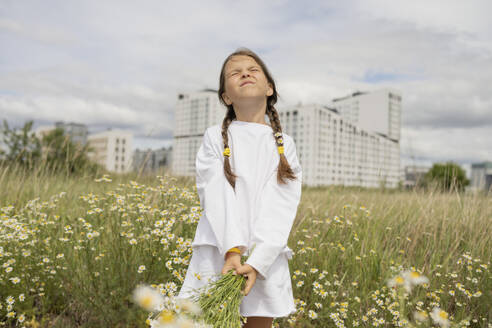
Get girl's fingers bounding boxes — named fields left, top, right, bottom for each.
left=243, top=273, right=257, bottom=296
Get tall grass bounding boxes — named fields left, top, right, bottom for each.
left=0, top=161, right=490, bottom=327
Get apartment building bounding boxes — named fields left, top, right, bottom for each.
left=87, top=129, right=133, bottom=173
left=172, top=88, right=402, bottom=188
left=171, top=89, right=226, bottom=176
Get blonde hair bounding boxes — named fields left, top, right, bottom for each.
left=217, top=47, right=298, bottom=189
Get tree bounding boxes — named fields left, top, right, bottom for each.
left=0, top=119, right=41, bottom=168
left=423, top=162, right=469, bottom=192
left=40, top=127, right=103, bottom=175
left=0, top=119, right=104, bottom=176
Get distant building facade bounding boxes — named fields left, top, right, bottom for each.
left=278, top=103, right=400, bottom=188
left=403, top=165, right=430, bottom=188
left=470, top=161, right=492, bottom=192
left=171, top=89, right=225, bottom=176
left=171, top=88, right=402, bottom=188
left=331, top=88, right=401, bottom=142
left=35, top=122, right=88, bottom=145
left=133, top=147, right=172, bottom=173
left=87, top=129, right=133, bottom=173
left=55, top=121, right=88, bottom=145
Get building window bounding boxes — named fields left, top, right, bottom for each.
left=116, top=156, right=119, bottom=161
left=116, top=138, right=119, bottom=143
left=122, top=139, right=126, bottom=144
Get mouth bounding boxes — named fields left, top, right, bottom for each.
left=240, top=81, right=254, bottom=87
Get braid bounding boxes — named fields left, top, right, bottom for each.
left=266, top=105, right=298, bottom=184
left=221, top=108, right=238, bottom=189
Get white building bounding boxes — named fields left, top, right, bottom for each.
left=278, top=103, right=400, bottom=188
left=87, top=129, right=133, bottom=173
left=470, top=161, right=492, bottom=192
left=331, top=88, right=401, bottom=142
left=171, top=89, right=225, bottom=176
left=172, top=88, right=401, bottom=188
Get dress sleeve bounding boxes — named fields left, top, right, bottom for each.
left=245, top=136, right=302, bottom=280
left=195, top=128, right=249, bottom=258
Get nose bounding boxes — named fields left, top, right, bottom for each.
left=241, top=71, right=251, bottom=78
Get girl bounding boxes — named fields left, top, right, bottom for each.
left=177, top=47, right=302, bottom=328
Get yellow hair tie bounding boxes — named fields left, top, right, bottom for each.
left=223, top=147, right=230, bottom=157
left=277, top=146, right=284, bottom=154
left=227, top=247, right=241, bottom=254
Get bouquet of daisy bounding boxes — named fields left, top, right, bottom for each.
left=191, top=269, right=247, bottom=328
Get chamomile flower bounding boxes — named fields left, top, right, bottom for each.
left=430, top=307, right=450, bottom=328
left=132, top=285, right=164, bottom=312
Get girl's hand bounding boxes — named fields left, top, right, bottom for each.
left=236, top=264, right=257, bottom=296
left=221, top=252, right=242, bottom=275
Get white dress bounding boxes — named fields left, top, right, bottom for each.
left=177, top=119, right=303, bottom=318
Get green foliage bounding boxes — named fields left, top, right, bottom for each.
left=40, top=127, right=102, bottom=176
left=0, top=119, right=41, bottom=169
left=0, top=119, right=104, bottom=177
left=423, top=162, right=470, bottom=192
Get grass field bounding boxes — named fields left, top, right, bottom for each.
left=0, top=163, right=490, bottom=327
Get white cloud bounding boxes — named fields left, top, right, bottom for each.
left=0, top=0, right=490, bottom=165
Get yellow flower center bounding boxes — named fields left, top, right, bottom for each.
left=141, top=296, right=152, bottom=309
left=439, top=311, right=448, bottom=319
left=158, top=310, right=175, bottom=323
left=410, top=271, right=420, bottom=278
left=395, top=276, right=405, bottom=284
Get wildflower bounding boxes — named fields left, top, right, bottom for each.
left=138, top=265, right=146, bottom=273
left=176, top=298, right=201, bottom=315
left=387, top=274, right=409, bottom=292
left=19, top=294, right=25, bottom=301
left=6, top=296, right=15, bottom=305
left=308, top=310, right=318, bottom=319
left=18, top=313, right=26, bottom=323
left=155, top=310, right=175, bottom=325
left=430, top=307, right=450, bottom=328
left=414, top=310, right=429, bottom=322
left=132, top=285, right=164, bottom=312
left=402, top=270, right=429, bottom=286
left=10, top=277, right=20, bottom=284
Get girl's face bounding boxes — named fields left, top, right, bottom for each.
left=221, top=55, right=273, bottom=106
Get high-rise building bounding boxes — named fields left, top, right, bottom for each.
left=470, top=161, right=492, bottom=192
left=171, top=89, right=226, bottom=176
left=331, top=88, right=401, bottom=141
left=278, top=103, right=400, bottom=187
left=172, top=88, right=402, bottom=188
left=87, top=129, right=133, bottom=173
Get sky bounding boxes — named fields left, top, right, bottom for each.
left=1, top=0, right=491, bottom=176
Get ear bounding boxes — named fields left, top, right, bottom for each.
left=266, top=83, right=274, bottom=97
left=222, top=92, right=232, bottom=105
